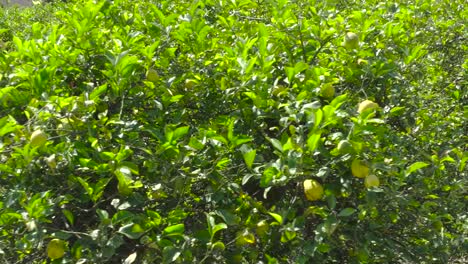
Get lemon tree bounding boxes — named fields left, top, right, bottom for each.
left=0, top=0, right=466, bottom=263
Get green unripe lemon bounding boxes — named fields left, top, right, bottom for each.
left=146, top=69, right=159, bottom=83
left=364, top=174, right=380, bottom=188
left=185, top=79, right=197, bottom=89
left=211, top=241, right=226, bottom=251
left=303, top=179, right=324, bottom=201
left=432, top=220, right=443, bottom=230
left=45, top=154, right=57, bottom=170
left=236, top=231, right=255, bottom=246
left=47, top=239, right=66, bottom=260
left=351, top=159, right=369, bottom=178
left=255, top=220, right=270, bottom=237
left=320, top=83, right=335, bottom=99
left=30, top=130, right=48, bottom=147
left=118, top=182, right=133, bottom=196
left=358, top=100, right=379, bottom=114
left=343, top=32, right=359, bottom=49
left=337, top=140, right=354, bottom=154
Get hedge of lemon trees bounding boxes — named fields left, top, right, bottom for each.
left=1, top=0, right=466, bottom=263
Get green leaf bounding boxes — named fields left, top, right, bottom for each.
left=212, top=223, right=227, bottom=237
left=164, top=224, right=185, bottom=235
left=76, top=177, right=93, bottom=197
left=329, top=93, right=347, bottom=108
left=231, top=135, right=252, bottom=148
left=267, top=137, right=283, bottom=152
left=268, top=212, right=283, bottom=224
left=294, top=61, right=309, bottom=74
left=338, top=208, right=356, bottom=217
left=261, top=167, right=278, bottom=187
left=313, top=109, right=323, bottom=129
left=280, top=230, right=296, bottom=243
left=307, top=131, right=321, bottom=152
left=173, top=126, right=189, bottom=141
left=162, top=246, right=181, bottom=263
left=62, top=209, right=75, bottom=225
left=243, top=149, right=256, bottom=169
left=89, top=84, right=108, bottom=100
left=118, top=223, right=144, bottom=239
left=215, top=210, right=240, bottom=226
left=405, top=161, right=430, bottom=176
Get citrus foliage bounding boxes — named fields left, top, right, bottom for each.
left=0, top=0, right=467, bottom=263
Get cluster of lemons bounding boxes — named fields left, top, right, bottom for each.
left=29, top=131, right=67, bottom=258
left=303, top=98, right=381, bottom=201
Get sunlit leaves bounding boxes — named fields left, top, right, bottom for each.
left=0, top=0, right=465, bottom=263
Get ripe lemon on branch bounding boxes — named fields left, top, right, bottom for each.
left=303, top=179, right=324, bottom=201
left=351, top=159, right=369, bottom=178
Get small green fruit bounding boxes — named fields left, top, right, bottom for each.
left=47, top=239, right=66, bottom=259
left=364, top=174, right=380, bottom=188
left=236, top=231, right=255, bottom=246
left=118, top=182, right=133, bottom=196
left=30, top=130, right=48, bottom=147
left=357, top=58, right=368, bottom=65
left=255, top=220, right=270, bottom=237
left=358, top=100, right=379, bottom=114
left=184, top=79, right=197, bottom=89
left=337, top=140, right=354, bottom=154
left=432, top=220, right=443, bottom=230
left=320, top=83, right=335, bottom=99
left=146, top=69, right=159, bottom=83
left=343, top=32, right=359, bottom=49
left=303, top=179, right=324, bottom=201
left=211, top=241, right=225, bottom=251
left=45, top=154, right=57, bottom=170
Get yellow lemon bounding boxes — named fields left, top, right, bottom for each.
left=343, top=32, right=359, bottom=49
left=351, top=159, right=369, bottom=178
left=30, top=130, right=48, bottom=147
left=47, top=239, right=66, bottom=259
left=303, top=179, right=324, bottom=201
left=358, top=100, right=379, bottom=114
left=364, top=175, right=380, bottom=188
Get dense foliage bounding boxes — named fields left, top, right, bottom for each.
left=0, top=0, right=466, bottom=263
